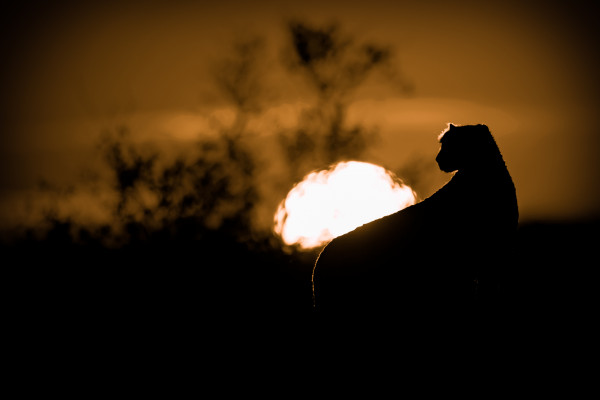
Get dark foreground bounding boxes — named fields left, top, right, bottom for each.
left=4, top=220, right=598, bottom=352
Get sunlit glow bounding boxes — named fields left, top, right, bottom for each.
left=274, top=161, right=417, bottom=249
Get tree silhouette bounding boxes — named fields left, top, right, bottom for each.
left=93, top=125, right=259, bottom=247
left=2, top=19, right=423, bottom=321
left=88, top=38, right=265, bottom=247
left=23, top=20, right=409, bottom=251
left=278, top=21, right=408, bottom=180
left=287, top=21, right=391, bottom=98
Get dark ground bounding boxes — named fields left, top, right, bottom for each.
left=4, top=220, right=598, bottom=362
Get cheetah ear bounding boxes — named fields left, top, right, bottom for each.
left=448, top=123, right=456, bottom=129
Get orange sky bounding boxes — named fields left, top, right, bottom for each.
left=1, top=0, right=598, bottom=230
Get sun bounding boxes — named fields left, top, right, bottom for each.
left=274, top=161, right=417, bottom=249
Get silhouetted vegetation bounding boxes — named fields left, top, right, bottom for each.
left=93, top=125, right=260, bottom=247
left=11, top=21, right=405, bottom=251
left=279, top=21, right=411, bottom=180
left=7, top=21, right=409, bottom=323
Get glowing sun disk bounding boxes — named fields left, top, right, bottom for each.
left=274, top=161, right=417, bottom=249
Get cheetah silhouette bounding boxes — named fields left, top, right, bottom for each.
left=312, top=124, right=518, bottom=318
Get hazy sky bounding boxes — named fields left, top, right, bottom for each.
left=1, top=0, right=598, bottom=230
